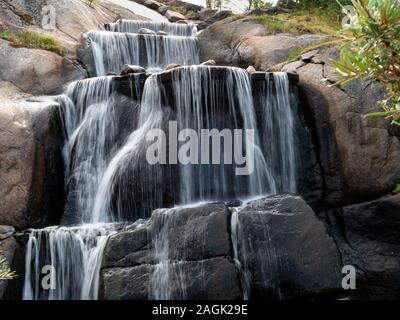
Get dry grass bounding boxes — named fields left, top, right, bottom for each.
left=251, top=8, right=349, bottom=36
left=0, top=29, right=63, bottom=55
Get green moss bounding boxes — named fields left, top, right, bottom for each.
left=285, top=38, right=343, bottom=63
left=1, top=28, right=63, bottom=55
left=392, top=183, right=400, bottom=194
left=0, top=30, right=11, bottom=41
left=169, top=4, right=198, bottom=19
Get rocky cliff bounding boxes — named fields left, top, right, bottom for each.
left=1, top=3, right=399, bottom=300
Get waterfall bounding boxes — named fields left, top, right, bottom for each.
left=22, top=75, right=141, bottom=299
left=107, top=19, right=197, bottom=36
left=256, top=72, right=298, bottom=193
left=91, top=66, right=277, bottom=222
left=148, top=208, right=187, bottom=300
left=230, top=207, right=252, bottom=300
left=23, top=224, right=116, bottom=300
left=58, top=77, right=117, bottom=224
left=23, top=18, right=300, bottom=300
left=88, top=31, right=199, bottom=75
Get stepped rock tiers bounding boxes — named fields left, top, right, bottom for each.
left=1, top=0, right=399, bottom=300
left=22, top=16, right=311, bottom=300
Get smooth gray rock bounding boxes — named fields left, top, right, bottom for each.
left=285, top=45, right=400, bottom=207
left=236, top=194, right=343, bottom=299
left=101, top=202, right=240, bottom=300
left=165, top=10, right=186, bottom=22
left=197, top=10, right=232, bottom=30
left=103, top=202, right=231, bottom=268
left=102, top=257, right=240, bottom=300
left=138, top=27, right=157, bottom=35
left=198, top=17, right=325, bottom=70
left=120, top=64, right=146, bottom=75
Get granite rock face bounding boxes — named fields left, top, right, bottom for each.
left=282, top=45, right=400, bottom=207
left=235, top=194, right=343, bottom=299
left=101, top=196, right=343, bottom=300
left=327, top=194, right=400, bottom=299
left=198, top=17, right=325, bottom=70
left=0, top=92, right=64, bottom=229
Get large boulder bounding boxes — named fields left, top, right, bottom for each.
left=101, top=202, right=241, bottom=300
left=0, top=39, right=85, bottom=95
left=326, top=194, right=400, bottom=299
left=197, top=10, right=233, bottom=30
left=235, top=194, right=343, bottom=299
left=198, top=16, right=325, bottom=70
left=0, top=87, right=64, bottom=229
left=281, top=45, right=400, bottom=207
left=164, top=9, right=186, bottom=22
left=0, top=0, right=147, bottom=52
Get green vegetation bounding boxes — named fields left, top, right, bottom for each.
left=296, top=0, right=353, bottom=12
left=285, top=38, right=342, bottom=63
left=392, top=183, right=400, bottom=194
left=88, top=0, right=101, bottom=7
left=0, top=256, right=16, bottom=281
left=248, top=0, right=273, bottom=9
left=333, top=0, right=400, bottom=124
left=0, top=29, right=63, bottom=55
left=251, top=9, right=345, bottom=35
left=169, top=3, right=199, bottom=19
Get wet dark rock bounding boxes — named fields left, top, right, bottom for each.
left=102, top=257, right=240, bottom=300
left=101, top=196, right=342, bottom=300
left=101, top=202, right=240, bottom=299
left=102, top=202, right=231, bottom=268
left=120, top=64, right=146, bottom=75
left=326, top=194, right=400, bottom=299
left=226, top=200, right=242, bottom=207
left=236, top=194, right=343, bottom=299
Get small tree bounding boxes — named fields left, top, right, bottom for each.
left=334, top=0, right=400, bottom=124
left=0, top=256, right=16, bottom=280
left=248, top=0, right=273, bottom=10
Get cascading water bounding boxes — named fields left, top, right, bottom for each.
left=107, top=19, right=197, bottom=36
left=91, top=66, right=278, bottom=222
left=256, top=72, right=298, bottom=193
left=23, top=76, right=140, bottom=300
left=88, top=31, right=199, bottom=75
left=23, top=18, right=300, bottom=300
left=59, top=77, right=116, bottom=224
left=23, top=225, right=114, bottom=300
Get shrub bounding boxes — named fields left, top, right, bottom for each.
left=333, top=0, right=400, bottom=124
left=0, top=256, right=16, bottom=281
